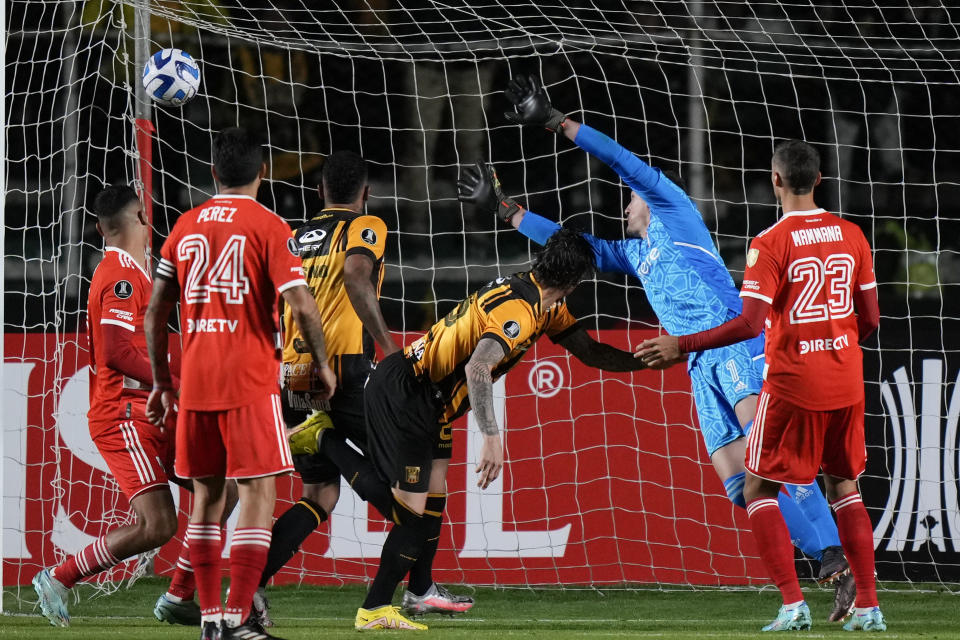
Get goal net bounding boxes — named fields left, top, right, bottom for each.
left=4, top=0, right=959, bottom=603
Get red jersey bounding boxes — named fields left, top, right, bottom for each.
left=157, top=194, right=307, bottom=410
left=87, top=247, right=153, bottom=434
left=741, top=208, right=876, bottom=410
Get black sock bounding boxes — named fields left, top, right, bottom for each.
left=320, top=434, right=393, bottom=518
left=362, top=497, right=428, bottom=609
left=259, top=497, right=326, bottom=587
left=407, top=494, right=445, bottom=596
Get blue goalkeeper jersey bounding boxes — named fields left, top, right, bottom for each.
left=517, top=124, right=744, bottom=337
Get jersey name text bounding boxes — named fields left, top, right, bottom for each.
left=196, top=206, right=237, bottom=223
left=790, top=224, right=843, bottom=247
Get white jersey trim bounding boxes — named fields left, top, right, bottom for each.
left=859, top=281, right=877, bottom=291
left=105, top=246, right=152, bottom=282
left=781, top=208, right=827, bottom=218
left=756, top=208, right=828, bottom=238
left=212, top=193, right=287, bottom=223
left=101, top=318, right=136, bottom=332
left=673, top=241, right=723, bottom=263
left=277, top=278, right=308, bottom=294
left=740, top=290, right=774, bottom=304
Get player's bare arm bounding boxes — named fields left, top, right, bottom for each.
left=282, top=284, right=337, bottom=400
left=144, top=275, right=180, bottom=426
left=466, top=337, right=506, bottom=490
left=343, top=253, right=400, bottom=355
left=556, top=327, right=648, bottom=372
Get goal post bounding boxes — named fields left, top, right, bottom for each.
left=3, top=0, right=959, bottom=604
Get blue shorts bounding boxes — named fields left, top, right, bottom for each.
left=688, top=335, right=764, bottom=456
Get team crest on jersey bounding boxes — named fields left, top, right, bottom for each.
left=113, top=280, right=133, bottom=299
left=287, top=237, right=301, bottom=257
left=360, top=228, right=378, bottom=245
left=746, top=248, right=760, bottom=267
left=405, top=466, right=420, bottom=484
left=503, top=320, right=521, bottom=339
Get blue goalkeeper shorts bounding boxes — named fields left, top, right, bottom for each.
left=688, top=335, right=764, bottom=456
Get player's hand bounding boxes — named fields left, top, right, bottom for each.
left=504, top=74, right=566, bottom=132
left=313, top=364, right=337, bottom=402
left=146, top=387, right=177, bottom=428
left=635, top=335, right=685, bottom=370
left=457, top=162, right=523, bottom=222
left=475, top=434, right=504, bottom=490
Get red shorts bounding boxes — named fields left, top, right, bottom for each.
left=746, top=390, right=866, bottom=485
left=175, top=394, right=293, bottom=479
left=92, top=419, right=174, bottom=501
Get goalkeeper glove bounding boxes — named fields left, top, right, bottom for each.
left=457, top=162, right=524, bottom=223
left=504, top=74, right=566, bottom=133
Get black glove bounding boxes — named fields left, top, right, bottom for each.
left=504, top=74, right=566, bottom=132
left=457, top=162, right=524, bottom=222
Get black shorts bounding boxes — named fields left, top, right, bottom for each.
left=365, top=351, right=449, bottom=493
left=282, top=386, right=368, bottom=485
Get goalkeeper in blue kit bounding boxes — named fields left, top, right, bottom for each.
left=466, top=74, right=856, bottom=621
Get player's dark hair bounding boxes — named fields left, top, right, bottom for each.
left=93, top=184, right=140, bottom=232
left=773, top=139, right=820, bottom=195
left=532, top=228, right=595, bottom=291
left=322, top=151, right=368, bottom=204
left=212, top=127, right=263, bottom=187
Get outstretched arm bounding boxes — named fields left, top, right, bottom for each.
left=635, top=296, right=769, bottom=368
left=504, top=74, right=683, bottom=210
left=457, top=163, right=634, bottom=274
left=556, top=327, right=649, bottom=372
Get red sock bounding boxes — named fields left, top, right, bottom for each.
left=167, top=537, right=196, bottom=600
left=747, top=498, right=804, bottom=605
left=224, top=528, right=272, bottom=625
left=832, top=492, right=878, bottom=608
left=51, top=535, right=120, bottom=589
left=187, top=523, right=223, bottom=623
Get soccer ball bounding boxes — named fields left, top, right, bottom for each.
left=141, top=48, right=201, bottom=106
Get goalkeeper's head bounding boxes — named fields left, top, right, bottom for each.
left=212, top=127, right=265, bottom=189
left=772, top=139, right=822, bottom=196
left=93, top=183, right=147, bottom=244
left=532, top=228, right=595, bottom=294
left=321, top=150, right=368, bottom=208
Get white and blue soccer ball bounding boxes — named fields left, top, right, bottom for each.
left=141, top=48, right=201, bottom=106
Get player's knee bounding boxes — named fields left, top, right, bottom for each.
left=138, top=510, right=179, bottom=547
left=302, top=481, right=339, bottom=515
left=723, top=471, right=747, bottom=509
left=392, top=495, right=430, bottom=536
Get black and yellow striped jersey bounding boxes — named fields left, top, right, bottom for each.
left=406, top=271, right=579, bottom=426
left=282, top=208, right=387, bottom=390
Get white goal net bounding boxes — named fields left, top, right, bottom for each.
left=4, top=0, right=959, bottom=603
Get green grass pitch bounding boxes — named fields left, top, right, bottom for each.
left=2, top=578, right=956, bottom=638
